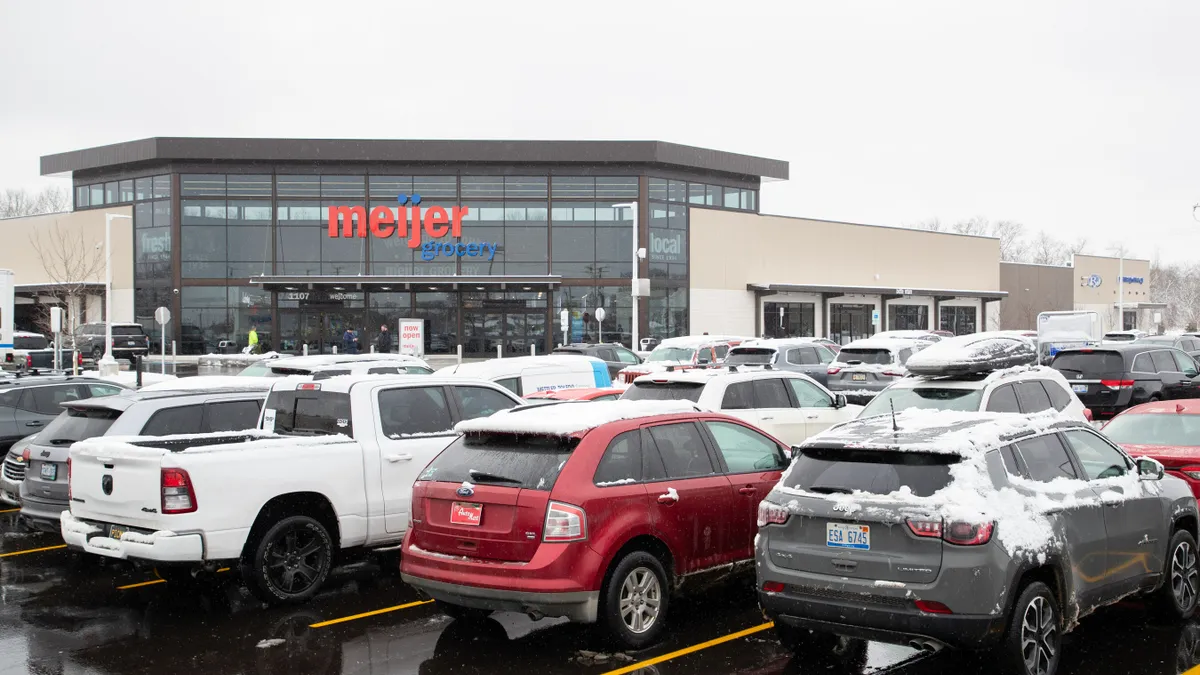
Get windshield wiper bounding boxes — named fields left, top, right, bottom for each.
left=468, top=469, right=523, bottom=485
left=279, top=428, right=331, bottom=436
left=48, top=439, right=78, bottom=446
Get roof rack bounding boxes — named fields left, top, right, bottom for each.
left=727, top=365, right=738, bottom=372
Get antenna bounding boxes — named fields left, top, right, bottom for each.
left=890, top=398, right=899, bottom=433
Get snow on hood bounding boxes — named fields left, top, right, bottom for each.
left=455, top=400, right=699, bottom=436
left=904, top=332, right=1036, bottom=376
left=802, top=409, right=1072, bottom=455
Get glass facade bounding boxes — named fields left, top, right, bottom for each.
left=764, top=302, right=815, bottom=338
left=76, top=169, right=758, bottom=354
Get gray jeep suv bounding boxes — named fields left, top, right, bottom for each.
left=756, top=412, right=1199, bottom=675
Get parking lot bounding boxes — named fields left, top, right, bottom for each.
left=2, top=504, right=1197, bottom=675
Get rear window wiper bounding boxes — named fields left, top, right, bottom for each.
left=467, top=469, right=523, bottom=485
left=48, top=439, right=78, bottom=446
left=808, top=486, right=855, bottom=495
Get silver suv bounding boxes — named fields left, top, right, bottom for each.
left=723, top=338, right=837, bottom=385
left=756, top=412, right=1199, bottom=675
left=19, top=386, right=268, bottom=532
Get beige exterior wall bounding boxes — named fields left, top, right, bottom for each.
left=1071, top=254, right=1153, bottom=333
left=0, top=207, right=135, bottom=324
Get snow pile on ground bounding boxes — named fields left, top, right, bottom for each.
left=198, top=351, right=281, bottom=367
left=905, top=332, right=1036, bottom=376
left=138, top=375, right=278, bottom=392
left=456, top=400, right=698, bottom=436
left=80, top=370, right=177, bottom=387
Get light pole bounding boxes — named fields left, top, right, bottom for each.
left=100, top=213, right=132, bottom=375
left=612, top=202, right=642, bottom=350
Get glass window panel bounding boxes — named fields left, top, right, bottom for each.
left=724, top=187, right=741, bottom=208
left=135, top=227, right=172, bottom=265
left=227, top=227, right=271, bottom=262
left=503, top=262, right=548, bottom=275
left=461, top=176, right=505, bottom=198
left=649, top=178, right=668, bottom=201
left=596, top=227, right=633, bottom=263
left=88, top=184, right=104, bottom=205
left=153, top=200, right=171, bottom=228
left=181, top=226, right=226, bottom=261
left=552, top=176, right=594, bottom=198
left=740, top=189, right=754, bottom=211
left=504, top=226, right=548, bottom=262
left=688, top=183, right=707, bottom=204
left=412, top=176, right=457, bottom=199
left=550, top=262, right=595, bottom=278
left=119, top=180, right=134, bottom=202
left=595, top=177, right=638, bottom=199
left=134, top=201, right=153, bottom=228
left=505, top=201, right=548, bottom=223
left=181, top=174, right=226, bottom=197
left=276, top=200, right=322, bottom=225
left=277, top=261, right=323, bottom=276
left=229, top=200, right=272, bottom=226
left=649, top=228, right=686, bottom=263
left=321, top=175, right=365, bottom=198
left=706, top=184, right=721, bottom=206
left=552, top=227, right=595, bottom=262
left=668, top=203, right=687, bottom=230
left=322, top=231, right=367, bottom=261
left=277, top=175, right=320, bottom=198
left=505, top=176, right=548, bottom=198
left=182, top=199, right=225, bottom=225
left=276, top=227, right=321, bottom=263
left=75, top=185, right=89, bottom=208
left=229, top=286, right=271, bottom=308
left=134, top=177, right=153, bottom=201
left=104, top=182, right=118, bottom=204
left=182, top=306, right=230, bottom=347
left=369, top=175, right=413, bottom=199
left=182, top=262, right=226, bottom=279
left=667, top=180, right=686, bottom=203
left=227, top=174, right=272, bottom=198
left=152, top=175, right=171, bottom=199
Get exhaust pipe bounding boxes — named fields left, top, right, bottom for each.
left=907, top=639, right=944, bottom=653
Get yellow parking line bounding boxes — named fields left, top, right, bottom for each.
left=309, top=599, right=434, bottom=628
left=1183, top=663, right=1200, bottom=675
left=117, top=578, right=166, bottom=590
left=0, top=507, right=19, bottom=514
left=0, top=544, right=68, bottom=558
left=598, top=622, right=775, bottom=675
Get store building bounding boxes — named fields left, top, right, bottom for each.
left=29, top=137, right=1013, bottom=354
left=997, top=255, right=1161, bottom=333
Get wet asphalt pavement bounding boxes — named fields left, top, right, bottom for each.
left=1, top=366, right=1197, bottom=674
left=2, top=499, right=1198, bottom=675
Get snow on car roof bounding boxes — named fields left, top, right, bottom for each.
left=872, top=330, right=941, bottom=340
left=631, top=368, right=802, bottom=385
left=732, top=337, right=824, bottom=350
left=892, top=365, right=1061, bottom=389
left=13, top=330, right=45, bottom=337
left=455, top=399, right=699, bottom=436
left=437, top=354, right=604, bottom=378
left=138, top=376, right=278, bottom=393
left=267, top=353, right=423, bottom=370
left=840, top=337, right=928, bottom=352
left=656, top=335, right=744, bottom=348
left=270, top=374, right=501, bottom=394
left=309, top=358, right=430, bottom=373
left=803, top=409, right=1084, bottom=455
left=904, top=332, right=1036, bottom=377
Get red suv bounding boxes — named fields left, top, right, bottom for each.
left=400, top=401, right=790, bottom=647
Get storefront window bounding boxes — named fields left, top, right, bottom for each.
left=414, top=291, right=457, bottom=354
left=552, top=286, right=631, bottom=348
left=228, top=174, right=272, bottom=198
left=829, top=304, right=875, bottom=344
left=648, top=202, right=687, bottom=281
left=181, top=174, right=226, bottom=197
left=89, top=184, right=104, bottom=206
left=648, top=286, right=688, bottom=341
left=764, top=302, right=815, bottom=338
left=939, top=306, right=977, bottom=336
left=119, top=180, right=134, bottom=202
left=75, top=185, right=88, bottom=208
left=888, top=304, right=929, bottom=330
left=135, top=177, right=153, bottom=201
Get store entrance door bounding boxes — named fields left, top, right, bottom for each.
left=461, top=291, right=549, bottom=356
left=828, top=303, right=875, bottom=345
left=279, top=307, right=365, bottom=354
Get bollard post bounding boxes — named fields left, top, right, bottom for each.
left=496, top=344, right=502, bottom=359
left=72, top=350, right=79, bottom=376
left=135, top=355, right=144, bottom=388
left=456, top=344, right=463, bottom=364
left=370, top=344, right=375, bottom=354
left=302, top=343, right=308, bottom=356
left=530, top=344, right=536, bottom=356
left=332, top=345, right=338, bottom=355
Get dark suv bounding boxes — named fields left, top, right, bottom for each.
left=1138, top=335, right=1200, bottom=360
left=553, top=343, right=643, bottom=379
left=1050, top=344, right=1200, bottom=419
left=756, top=412, right=1199, bottom=675
left=71, top=323, right=150, bottom=362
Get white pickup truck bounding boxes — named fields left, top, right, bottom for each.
left=61, top=375, right=524, bottom=604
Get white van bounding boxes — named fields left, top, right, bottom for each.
left=436, top=354, right=611, bottom=397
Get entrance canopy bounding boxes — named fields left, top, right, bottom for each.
left=249, top=274, right=563, bottom=292
left=747, top=282, right=1008, bottom=301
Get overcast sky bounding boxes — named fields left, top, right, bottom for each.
left=2, top=1, right=1197, bottom=262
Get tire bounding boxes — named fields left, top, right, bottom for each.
left=1156, top=529, right=1200, bottom=620
left=243, top=515, right=333, bottom=605
left=91, top=346, right=103, bottom=360
left=434, top=600, right=491, bottom=623
left=997, top=581, right=1061, bottom=675
left=600, top=551, right=670, bottom=649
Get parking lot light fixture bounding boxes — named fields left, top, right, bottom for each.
left=100, top=213, right=133, bottom=375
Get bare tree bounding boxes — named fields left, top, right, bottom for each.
left=28, top=221, right=106, bottom=334
left=1, top=186, right=70, bottom=218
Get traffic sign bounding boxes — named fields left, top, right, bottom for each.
left=154, top=306, right=171, bottom=325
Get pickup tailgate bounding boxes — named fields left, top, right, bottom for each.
left=70, top=440, right=167, bottom=530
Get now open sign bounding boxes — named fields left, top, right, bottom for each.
left=398, top=319, right=424, bottom=357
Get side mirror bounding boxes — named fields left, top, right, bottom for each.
left=834, top=394, right=847, bottom=409
left=1136, top=457, right=1165, bottom=481
left=789, top=445, right=803, bottom=459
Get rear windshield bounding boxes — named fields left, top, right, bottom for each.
left=620, top=381, right=704, bottom=402
left=238, top=363, right=274, bottom=377
left=39, top=407, right=121, bottom=446
left=725, top=348, right=774, bottom=366
left=14, top=335, right=48, bottom=350
left=860, top=387, right=985, bottom=417
left=1139, top=336, right=1175, bottom=345
left=417, top=432, right=576, bottom=491
left=784, top=447, right=960, bottom=497
left=836, top=348, right=893, bottom=365
left=266, top=390, right=353, bottom=436
left=112, top=326, right=144, bottom=336
left=1104, top=333, right=1136, bottom=341
left=1103, top=414, right=1200, bottom=447
left=1050, top=351, right=1125, bottom=378
left=646, top=347, right=695, bottom=363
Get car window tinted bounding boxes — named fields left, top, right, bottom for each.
left=1015, top=381, right=1053, bottom=413
left=0, top=389, right=20, bottom=408
left=378, top=386, right=454, bottom=437
left=1062, top=430, right=1128, bottom=480
left=727, top=349, right=774, bottom=366
left=494, top=377, right=521, bottom=396
left=1151, top=351, right=1179, bottom=373
left=454, top=386, right=517, bottom=420
left=267, top=390, right=353, bottom=436
left=784, top=447, right=958, bottom=497
left=205, top=400, right=263, bottom=433
left=420, top=433, right=574, bottom=491
left=721, top=382, right=754, bottom=409
left=367, top=366, right=401, bottom=375
left=1132, top=353, right=1154, bottom=373
left=13, top=335, right=48, bottom=350
left=1015, top=434, right=1078, bottom=482
left=786, top=378, right=833, bottom=408
left=30, top=385, right=84, bottom=415
left=141, top=405, right=205, bottom=436
left=1001, top=445, right=1023, bottom=476
left=1052, top=351, right=1125, bottom=378
left=622, top=381, right=705, bottom=403
left=1172, top=351, right=1198, bottom=376
left=985, top=384, right=1020, bottom=413
left=705, top=421, right=786, bottom=473
left=87, top=384, right=125, bottom=398
left=815, top=346, right=835, bottom=364
left=42, top=407, right=120, bottom=444
left=861, top=387, right=984, bottom=416
left=596, top=347, right=619, bottom=362
left=111, top=326, right=145, bottom=336
left=753, top=378, right=792, bottom=408
left=593, top=430, right=642, bottom=485
left=615, top=347, right=640, bottom=364
left=1042, top=380, right=1071, bottom=411
left=898, top=348, right=915, bottom=364
left=836, top=348, right=891, bottom=365
left=646, top=422, right=715, bottom=478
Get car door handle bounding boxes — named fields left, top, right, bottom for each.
left=760, top=416, right=774, bottom=421
left=385, top=453, right=413, bottom=463
left=805, top=415, right=819, bottom=420
left=738, top=486, right=757, bottom=496
left=657, top=494, right=677, bottom=505
left=25, top=421, right=43, bottom=428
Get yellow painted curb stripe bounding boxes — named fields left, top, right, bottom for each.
left=0, top=544, right=68, bottom=558
left=117, top=578, right=166, bottom=590
left=310, top=599, right=435, bottom=628
left=599, top=622, right=775, bottom=675
left=0, top=507, right=20, bottom=514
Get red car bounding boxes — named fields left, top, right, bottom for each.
left=400, top=401, right=789, bottom=647
left=1103, top=398, right=1200, bottom=497
left=523, top=387, right=624, bottom=402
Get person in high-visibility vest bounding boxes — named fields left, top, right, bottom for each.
left=248, top=326, right=259, bottom=354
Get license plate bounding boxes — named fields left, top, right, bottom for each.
left=826, top=523, right=870, bottom=550
left=40, top=463, right=57, bottom=481
left=851, top=373, right=866, bottom=382
left=1072, top=384, right=1088, bottom=394
left=108, top=525, right=125, bottom=540
left=450, top=501, right=483, bottom=526
left=126, top=341, right=137, bottom=346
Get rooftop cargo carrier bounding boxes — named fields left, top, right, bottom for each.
left=903, top=332, right=1037, bottom=377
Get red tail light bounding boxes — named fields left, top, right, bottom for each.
left=67, top=457, right=72, bottom=501
left=915, top=600, right=953, bottom=614
left=4, top=353, right=11, bottom=362
left=1180, top=466, right=1200, bottom=481
left=882, top=370, right=905, bottom=377
left=827, top=366, right=842, bottom=375
left=1101, top=379, right=1134, bottom=389
left=762, top=581, right=785, bottom=593
left=757, top=502, right=790, bottom=527
left=907, top=518, right=993, bottom=545
left=543, top=501, right=587, bottom=542
left=77, top=352, right=84, bottom=366
left=25, top=355, right=32, bottom=368
left=161, top=468, right=198, bottom=514
left=907, top=519, right=942, bottom=538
